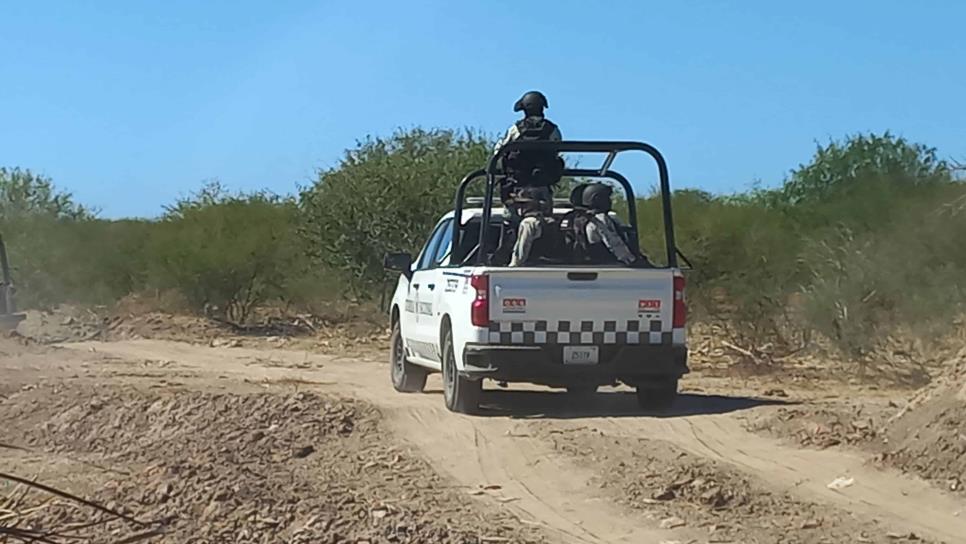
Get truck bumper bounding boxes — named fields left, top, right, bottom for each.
left=461, top=343, right=688, bottom=388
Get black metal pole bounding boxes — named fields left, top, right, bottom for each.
left=0, top=235, right=10, bottom=284
left=452, top=169, right=485, bottom=264
left=478, top=173, right=496, bottom=264
left=652, top=154, right=678, bottom=268
left=0, top=235, right=11, bottom=315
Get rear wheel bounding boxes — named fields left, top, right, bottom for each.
left=390, top=322, right=427, bottom=393
left=635, top=378, right=678, bottom=411
left=442, top=328, right=481, bottom=414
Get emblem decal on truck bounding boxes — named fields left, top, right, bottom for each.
left=502, top=298, right=527, bottom=313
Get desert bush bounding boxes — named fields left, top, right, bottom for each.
left=643, top=133, right=963, bottom=355
left=9, top=218, right=151, bottom=307
left=0, top=167, right=94, bottom=220
left=634, top=189, right=806, bottom=345
left=147, top=182, right=311, bottom=323
left=800, top=182, right=966, bottom=358
left=0, top=169, right=125, bottom=307
left=779, top=132, right=951, bottom=206
left=4, top=129, right=964, bottom=363
left=298, top=128, right=492, bottom=295
left=787, top=135, right=959, bottom=356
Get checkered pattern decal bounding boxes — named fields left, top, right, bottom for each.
left=488, top=319, right=673, bottom=345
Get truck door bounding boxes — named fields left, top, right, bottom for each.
left=407, top=219, right=452, bottom=363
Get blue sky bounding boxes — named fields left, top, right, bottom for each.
left=2, top=0, right=964, bottom=218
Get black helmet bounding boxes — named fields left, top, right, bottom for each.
left=513, top=91, right=548, bottom=113
left=511, top=186, right=552, bottom=214
left=581, top=183, right=613, bottom=212
left=569, top=183, right=590, bottom=207
left=513, top=186, right=551, bottom=204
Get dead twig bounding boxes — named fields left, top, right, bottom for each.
left=0, top=526, right=62, bottom=544
left=0, top=472, right=146, bottom=526
left=721, top=340, right=755, bottom=359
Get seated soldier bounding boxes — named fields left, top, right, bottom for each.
left=577, top=183, right=642, bottom=265
left=507, top=186, right=555, bottom=267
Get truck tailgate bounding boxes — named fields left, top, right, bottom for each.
left=485, top=267, right=678, bottom=345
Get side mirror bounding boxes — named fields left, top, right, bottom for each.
left=384, top=252, right=413, bottom=280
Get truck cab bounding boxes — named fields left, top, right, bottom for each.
left=385, top=140, right=689, bottom=414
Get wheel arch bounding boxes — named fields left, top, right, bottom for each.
left=439, top=313, right=453, bottom=351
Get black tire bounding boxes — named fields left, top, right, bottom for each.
left=635, top=379, right=678, bottom=411
left=390, top=321, right=428, bottom=393
left=441, top=327, right=481, bottom=414
left=566, top=385, right=599, bottom=396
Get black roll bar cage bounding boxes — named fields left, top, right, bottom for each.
left=451, top=141, right=678, bottom=268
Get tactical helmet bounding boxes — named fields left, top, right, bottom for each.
left=513, top=91, right=549, bottom=113
left=513, top=185, right=551, bottom=204
left=569, top=183, right=589, bottom=207
left=512, top=186, right=552, bottom=213
left=581, top=183, right=613, bottom=212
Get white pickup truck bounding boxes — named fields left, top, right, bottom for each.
left=384, top=141, right=689, bottom=414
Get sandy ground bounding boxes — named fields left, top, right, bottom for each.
left=1, top=323, right=964, bottom=543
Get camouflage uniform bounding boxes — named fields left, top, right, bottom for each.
left=506, top=187, right=553, bottom=267
left=585, top=213, right=636, bottom=264
left=493, top=119, right=562, bottom=155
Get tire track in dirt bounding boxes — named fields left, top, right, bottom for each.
left=65, top=340, right=966, bottom=543
left=66, top=340, right=689, bottom=543
left=593, top=415, right=965, bottom=542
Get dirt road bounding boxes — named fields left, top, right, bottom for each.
left=7, top=339, right=951, bottom=544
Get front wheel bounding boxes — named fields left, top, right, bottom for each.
left=635, top=378, right=678, bottom=411
left=390, top=322, right=428, bottom=393
left=441, top=327, right=481, bottom=414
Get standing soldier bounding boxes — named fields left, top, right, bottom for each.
left=494, top=91, right=566, bottom=264
left=494, top=91, right=564, bottom=197
left=493, top=91, right=562, bottom=156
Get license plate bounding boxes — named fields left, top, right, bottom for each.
left=563, top=346, right=599, bottom=365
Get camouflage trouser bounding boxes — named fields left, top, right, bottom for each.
left=509, top=215, right=545, bottom=267
left=502, top=185, right=552, bottom=267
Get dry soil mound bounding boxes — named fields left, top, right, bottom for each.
left=1, top=385, right=543, bottom=543
left=879, top=348, right=966, bottom=494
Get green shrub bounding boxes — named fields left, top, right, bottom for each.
left=3, top=130, right=964, bottom=363
left=1, top=168, right=122, bottom=307
left=635, top=189, right=805, bottom=343
left=780, top=132, right=951, bottom=206
left=147, top=182, right=310, bottom=323
left=1, top=167, right=94, bottom=220
left=628, top=133, right=963, bottom=353
left=800, top=182, right=966, bottom=357
left=299, top=128, right=492, bottom=295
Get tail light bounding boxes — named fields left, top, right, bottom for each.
left=672, top=275, right=687, bottom=328
left=470, top=274, right=489, bottom=327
